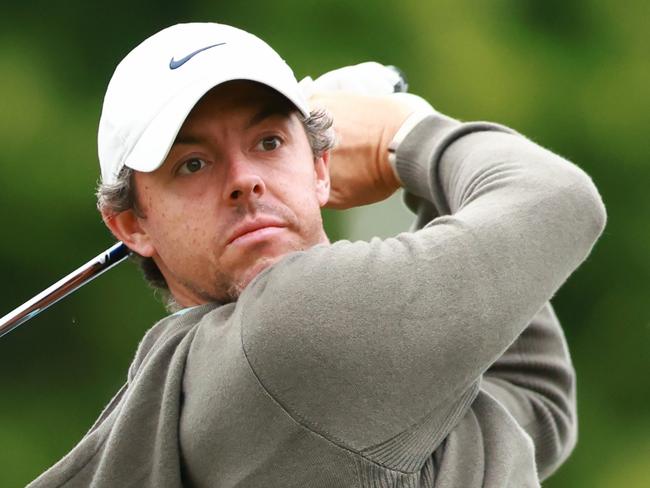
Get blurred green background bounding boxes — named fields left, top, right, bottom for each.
left=1, top=0, right=648, bottom=486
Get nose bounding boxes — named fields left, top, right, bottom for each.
left=223, top=156, right=266, bottom=205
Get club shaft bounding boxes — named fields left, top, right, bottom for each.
left=0, top=242, right=131, bottom=338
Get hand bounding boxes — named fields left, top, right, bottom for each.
left=309, top=91, right=414, bottom=209
left=303, top=62, right=436, bottom=209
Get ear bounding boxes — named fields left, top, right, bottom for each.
left=101, top=209, right=156, bottom=258
left=314, top=151, right=331, bottom=207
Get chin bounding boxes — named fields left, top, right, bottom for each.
left=241, top=242, right=300, bottom=285
left=222, top=234, right=319, bottom=301
left=243, top=254, right=282, bottom=285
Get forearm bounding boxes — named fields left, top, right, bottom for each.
left=407, top=119, right=586, bottom=475
left=398, top=114, right=582, bottom=475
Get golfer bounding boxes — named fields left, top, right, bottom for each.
left=29, top=22, right=606, bottom=488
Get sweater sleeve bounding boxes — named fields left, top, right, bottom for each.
left=238, top=114, right=606, bottom=470
left=482, top=302, right=577, bottom=481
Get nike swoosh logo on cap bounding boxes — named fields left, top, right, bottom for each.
left=169, top=42, right=226, bottom=70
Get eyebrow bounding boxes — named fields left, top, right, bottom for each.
left=173, top=133, right=204, bottom=146
left=244, top=101, right=294, bottom=130
left=173, top=101, right=294, bottom=146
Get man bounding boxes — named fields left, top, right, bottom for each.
left=29, top=22, right=606, bottom=487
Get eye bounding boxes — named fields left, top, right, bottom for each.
left=177, top=158, right=207, bottom=175
left=257, top=135, right=282, bottom=152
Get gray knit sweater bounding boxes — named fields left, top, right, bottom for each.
left=29, top=114, right=606, bottom=487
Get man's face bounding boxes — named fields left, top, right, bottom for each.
left=120, top=81, right=330, bottom=306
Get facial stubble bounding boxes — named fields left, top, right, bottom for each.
left=178, top=200, right=326, bottom=304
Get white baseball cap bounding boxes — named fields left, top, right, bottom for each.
left=97, top=22, right=310, bottom=185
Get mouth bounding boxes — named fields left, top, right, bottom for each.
left=227, top=218, right=288, bottom=247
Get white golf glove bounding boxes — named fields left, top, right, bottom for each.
left=299, top=61, right=437, bottom=115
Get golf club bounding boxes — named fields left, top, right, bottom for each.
left=0, top=242, right=130, bottom=338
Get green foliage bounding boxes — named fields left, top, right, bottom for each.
left=0, top=1, right=647, bottom=486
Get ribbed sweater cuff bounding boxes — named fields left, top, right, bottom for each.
left=394, top=115, right=516, bottom=216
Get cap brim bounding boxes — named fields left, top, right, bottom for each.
left=124, top=72, right=310, bottom=174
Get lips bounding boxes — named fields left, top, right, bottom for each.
left=226, top=217, right=288, bottom=246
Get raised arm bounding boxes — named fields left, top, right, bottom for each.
left=401, top=148, right=579, bottom=479
left=238, top=95, right=606, bottom=471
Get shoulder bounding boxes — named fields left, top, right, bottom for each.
left=127, top=303, right=221, bottom=381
